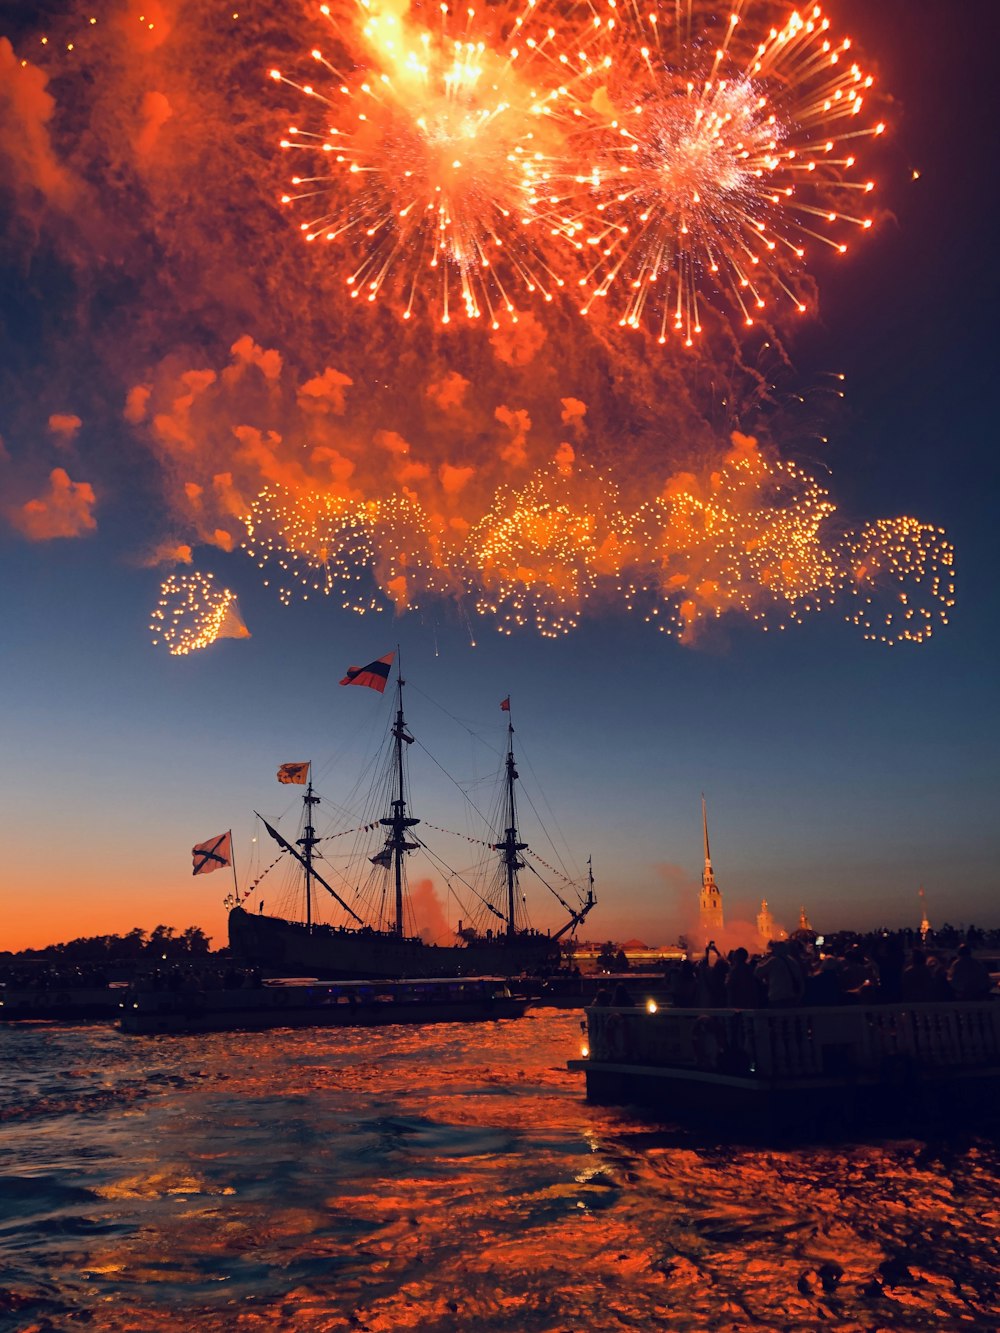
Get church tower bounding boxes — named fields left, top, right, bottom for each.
left=757, top=899, right=775, bottom=948
left=698, top=796, right=724, bottom=937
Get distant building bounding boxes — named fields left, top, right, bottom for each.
left=698, top=796, right=724, bottom=937
left=757, top=899, right=775, bottom=948
left=919, top=886, right=931, bottom=941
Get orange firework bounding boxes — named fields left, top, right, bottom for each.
left=567, top=0, right=884, bottom=341
left=271, top=0, right=593, bottom=325
left=243, top=486, right=460, bottom=614
left=149, top=573, right=250, bottom=655
left=243, top=487, right=384, bottom=613
left=841, top=518, right=955, bottom=645
left=467, top=463, right=623, bottom=637
left=620, top=433, right=840, bottom=638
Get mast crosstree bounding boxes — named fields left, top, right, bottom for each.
left=494, top=714, right=528, bottom=937
left=298, top=780, right=320, bottom=933
left=376, top=669, right=420, bottom=936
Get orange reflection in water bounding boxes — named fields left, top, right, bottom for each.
left=2, top=1013, right=999, bottom=1331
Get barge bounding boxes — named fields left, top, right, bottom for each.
left=119, top=975, right=527, bottom=1034
left=569, top=998, right=1000, bottom=1133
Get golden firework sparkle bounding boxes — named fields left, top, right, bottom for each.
left=271, top=0, right=596, bottom=325
left=149, top=573, right=250, bottom=656
left=568, top=0, right=884, bottom=341
left=243, top=486, right=462, bottom=613
left=620, top=432, right=841, bottom=638
left=468, top=464, right=623, bottom=637
left=229, top=439, right=954, bottom=648
left=842, top=518, right=955, bottom=646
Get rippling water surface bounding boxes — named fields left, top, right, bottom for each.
left=3, top=1011, right=1000, bottom=1331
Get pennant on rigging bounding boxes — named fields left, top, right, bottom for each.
left=277, top=762, right=309, bottom=785
left=340, top=652, right=394, bottom=693
left=192, top=831, right=232, bottom=876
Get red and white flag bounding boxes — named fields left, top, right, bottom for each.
left=192, top=831, right=232, bottom=876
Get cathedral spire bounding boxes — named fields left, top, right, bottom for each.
left=698, top=795, right=724, bottom=937
left=702, top=793, right=712, bottom=869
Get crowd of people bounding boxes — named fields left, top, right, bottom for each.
left=133, top=964, right=264, bottom=993
left=660, top=935, right=996, bottom=1009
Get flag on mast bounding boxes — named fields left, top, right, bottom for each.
left=340, top=652, right=394, bottom=693
left=500, top=696, right=510, bottom=712
left=192, top=831, right=232, bottom=876
left=277, top=762, right=310, bottom=785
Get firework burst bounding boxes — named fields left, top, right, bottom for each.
left=620, top=432, right=840, bottom=637
left=841, top=518, right=955, bottom=645
left=567, top=0, right=884, bottom=341
left=242, top=487, right=383, bottom=612
left=150, top=573, right=250, bottom=655
left=271, top=0, right=593, bottom=325
left=465, top=463, right=623, bottom=637
left=243, top=486, right=460, bottom=613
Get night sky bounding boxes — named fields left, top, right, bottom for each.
left=1, top=0, right=996, bottom=952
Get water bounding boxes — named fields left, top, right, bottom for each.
left=3, top=1010, right=999, bottom=1331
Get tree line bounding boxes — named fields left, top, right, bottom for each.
left=2, top=925, right=213, bottom=965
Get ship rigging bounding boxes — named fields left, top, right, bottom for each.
left=228, top=663, right=595, bottom=977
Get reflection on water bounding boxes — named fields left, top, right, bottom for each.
left=2, top=1012, right=999, bottom=1330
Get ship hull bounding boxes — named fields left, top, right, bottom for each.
left=228, top=907, right=559, bottom=978
left=120, top=977, right=527, bottom=1034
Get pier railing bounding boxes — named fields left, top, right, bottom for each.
left=585, top=1001, right=1000, bottom=1082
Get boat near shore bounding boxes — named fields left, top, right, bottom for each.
left=0, top=984, right=126, bottom=1022
left=569, top=995, right=1000, bottom=1134
left=119, top=975, right=527, bottom=1035
left=227, top=661, right=595, bottom=979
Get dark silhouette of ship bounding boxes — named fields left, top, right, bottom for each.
left=228, top=665, right=595, bottom=978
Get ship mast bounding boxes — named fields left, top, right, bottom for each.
left=297, top=778, right=320, bottom=933
left=494, top=710, right=527, bottom=937
left=379, top=665, right=419, bottom=935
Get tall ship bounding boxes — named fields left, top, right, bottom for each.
left=227, top=663, right=595, bottom=978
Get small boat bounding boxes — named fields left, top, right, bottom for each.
left=119, top=975, right=528, bottom=1034
left=0, top=984, right=126, bottom=1022
left=520, top=972, right=667, bottom=1009
left=568, top=995, right=1000, bottom=1135
left=227, top=662, right=595, bottom=978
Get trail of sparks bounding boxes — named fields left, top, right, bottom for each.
left=568, top=0, right=884, bottom=341
left=271, top=0, right=595, bottom=325
left=273, top=1, right=883, bottom=338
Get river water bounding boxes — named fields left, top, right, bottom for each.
left=3, top=1010, right=999, bottom=1332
